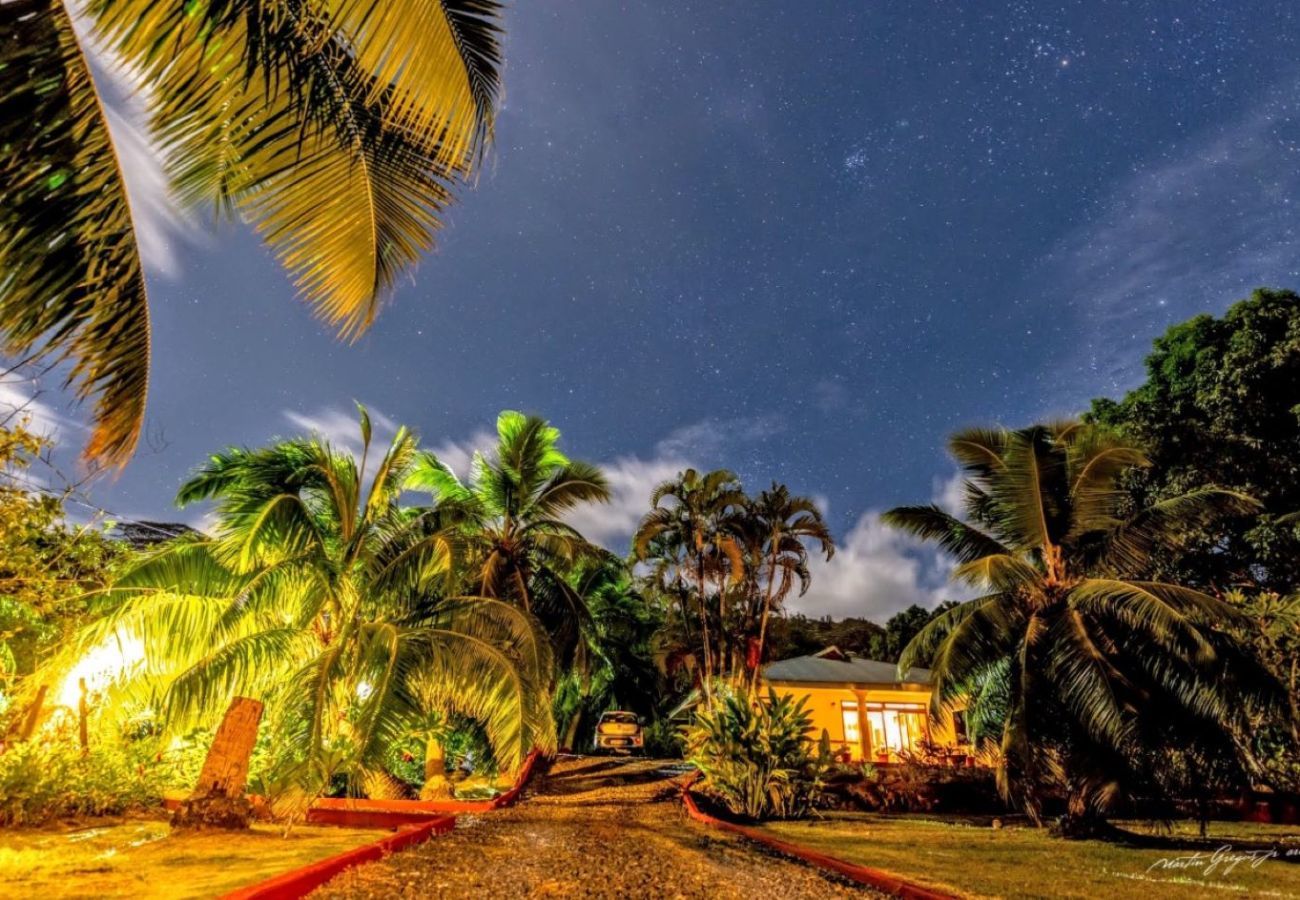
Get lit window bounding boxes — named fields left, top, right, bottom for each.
left=841, top=701, right=860, bottom=742
left=864, top=703, right=928, bottom=756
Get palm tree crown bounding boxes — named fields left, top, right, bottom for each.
left=634, top=468, right=747, bottom=695
left=408, top=411, right=611, bottom=668
left=884, top=421, right=1274, bottom=827
left=0, top=0, right=503, bottom=468
left=744, top=483, right=835, bottom=685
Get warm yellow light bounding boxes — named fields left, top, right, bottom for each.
left=55, top=633, right=145, bottom=710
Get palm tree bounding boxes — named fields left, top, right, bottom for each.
left=79, top=408, right=552, bottom=818
left=0, top=1, right=503, bottom=469
left=884, top=422, right=1275, bottom=836
left=745, top=484, right=835, bottom=690
left=633, top=468, right=746, bottom=702
left=407, top=411, right=611, bottom=668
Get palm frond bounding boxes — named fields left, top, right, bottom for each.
left=881, top=505, right=1010, bottom=563
left=1100, top=488, right=1260, bottom=574
left=0, top=0, right=149, bottom=468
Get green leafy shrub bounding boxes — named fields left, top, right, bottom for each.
left=643, top=718, right=683, bottom=758
left=684, top=687, right=828, bottom=820
left=0, top=739, right=162, bottom=826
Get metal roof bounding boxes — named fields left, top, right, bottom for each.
left=763, top=653, right=932, bottom=687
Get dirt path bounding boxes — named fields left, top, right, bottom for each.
left=313, top=756, right=871, bottom=899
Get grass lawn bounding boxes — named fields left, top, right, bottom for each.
left=0, top=817, right=385, bottom=898
left=762, top=812, right=1300, bottom=899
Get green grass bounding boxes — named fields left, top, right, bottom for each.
left=762, top=813, right=1300, bottom=899
left=0, top=817, right=385, bottom=898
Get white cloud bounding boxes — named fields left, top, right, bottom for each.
left=789, top=511, right=952, bottom=620
left=425, top=429, right=499, bottom=481
left=72, top=10, right=201, bottom=279
left=564, top=454, right=687, bottom=549
left=651, top=415, right=783, bottom=462
left=0, top=380, right=80, bottom=441
left=931, top=470, right=965, bottom=516
left=282, top=404, right=398, bottom=452
left=789, top=476, right=967, bottom=620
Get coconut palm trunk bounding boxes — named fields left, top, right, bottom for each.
left=172, top=696, right=263, bottom=829
left=696, top=552, right=714, bottom=705
left=420, top=736, right=453, bottom=801
left=750, top=555, right=780, bottom=692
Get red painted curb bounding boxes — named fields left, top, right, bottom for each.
left=218, top=815, right=455, bottom=900
left=681, top=784, right=961, bottom=900
left=217, top=750, right=543, bottom=899
left=167, top=749, right=543, bottom=824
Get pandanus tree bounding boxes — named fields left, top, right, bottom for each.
left=79, top=408, right=553, bottom=821
left=407, top=411, right=611, bottom=669
left=743, top=484, right=834, bottom=689
left=884, top=422, right=1277, bottom=836
left=634, top=468, right=746, bottom=702
left=0, top=0, right=503, bottom=469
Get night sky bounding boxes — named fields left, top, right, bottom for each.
left=16, top=1, right=1300, bottom=618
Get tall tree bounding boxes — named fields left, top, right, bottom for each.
left=744, top=484, right=835, bottom=688
left=0, top=0, right=503, bottom=468
left=77, top=408, right=553, bottom=820
left=408, top=411, right=610, bottom=669
left=884, top=422, right=1277, bottom=836
left=634, top=468, right=746, bottom=701
left=1088, top=288, right=1300, bottom=594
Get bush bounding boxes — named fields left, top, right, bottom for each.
left=684, top=687, right=828, bottom=820
left=642, top=718, right=683, bottom=758
left=0, top=739, right=162, bottom=826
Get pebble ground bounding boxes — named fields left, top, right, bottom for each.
left=312, top=755, right=873, bottom=899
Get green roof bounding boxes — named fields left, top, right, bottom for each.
left=763, top=651, right=931, bottom=687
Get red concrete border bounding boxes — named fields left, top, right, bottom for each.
left=304, top=748, right=541, bottom=825
left=681, top=784, right=960, bottom=900
left=218, top=815, right=455, bottom=900
left=166, top=749, right=543, bottom=826
left=215, top=750, right=543, bottom=899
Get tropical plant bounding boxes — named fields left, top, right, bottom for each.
left=634, top=469, right=746, bottom=700
left=684, top=686, right=829, bottom=821
left=741, top=484, right=834, bottom=688
left=0, top=737, right=164, bottom=826
left=0, top=0, right=504, bottom=468
left=408, top=411, right=611, bottom=668
left=72, top=407, right=553, bottom=814
left=884, top=421, right=1278, bottom=836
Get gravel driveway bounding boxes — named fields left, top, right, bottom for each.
left=312, top=756, right=871, bottom=899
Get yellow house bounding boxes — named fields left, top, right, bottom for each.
left=762, top=646, right=972, bottom=764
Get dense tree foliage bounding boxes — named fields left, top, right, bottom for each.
left=1088, top=288, right=1300, bottom=594
left=765, top=604, right=959, bottom=664
left=0, top=420, right=126, bottom=705
left=553, top=555, right=666, bottom=750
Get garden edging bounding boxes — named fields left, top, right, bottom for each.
left=680, top=781, right=960, bottom=900
left=216, top=749, right=543, bottom=899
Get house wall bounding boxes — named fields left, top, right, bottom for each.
left=767, top=682, right=965, bottom=763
